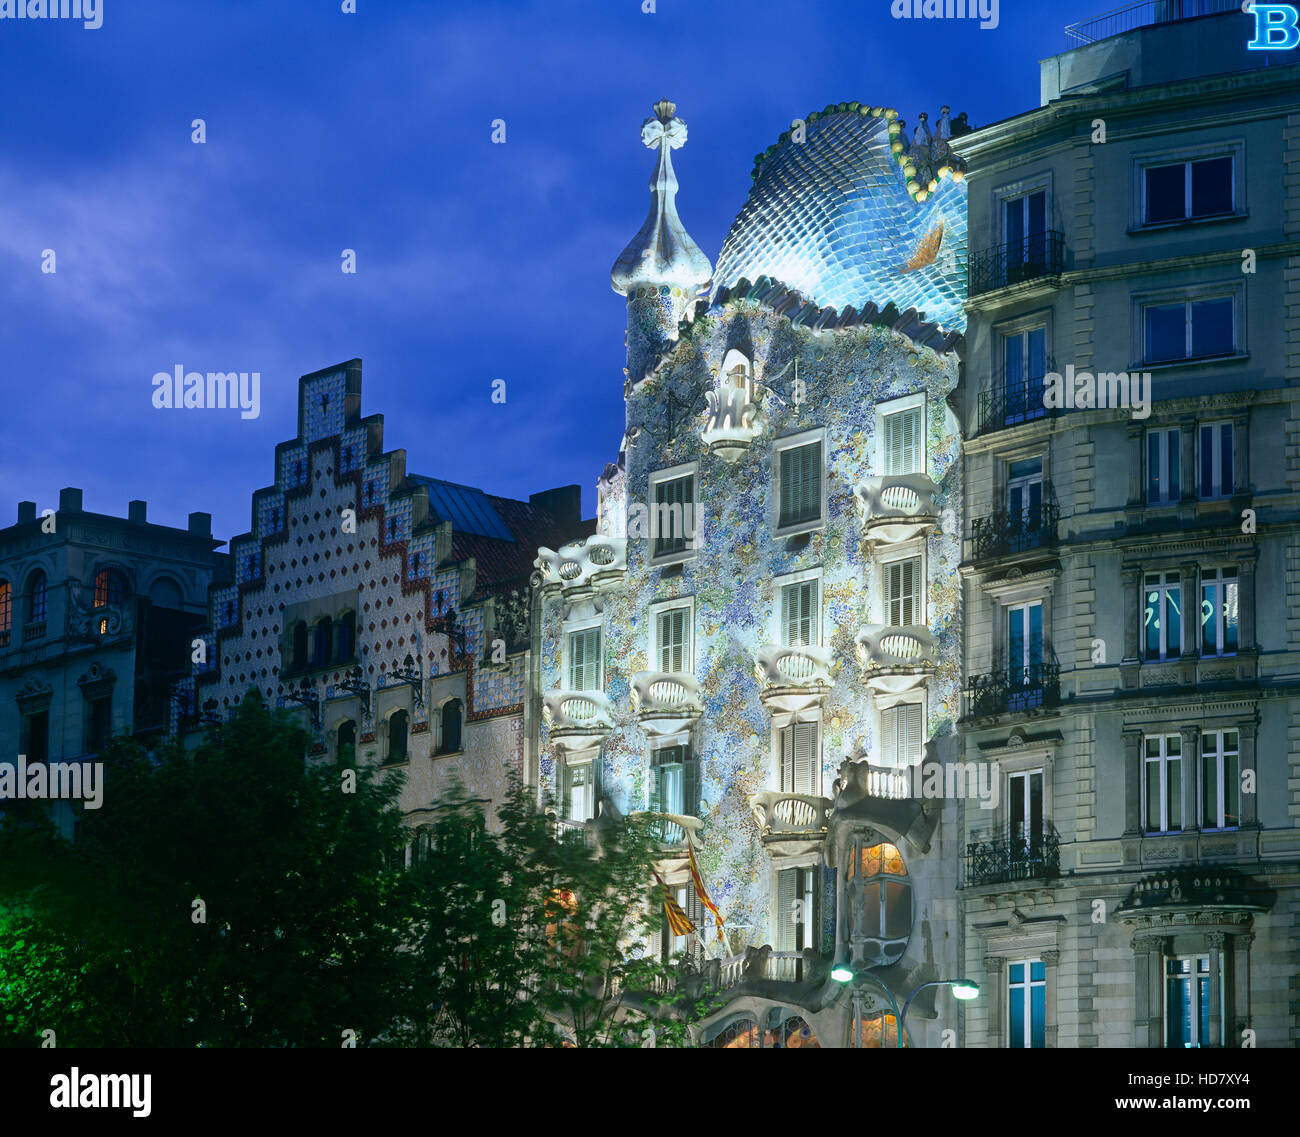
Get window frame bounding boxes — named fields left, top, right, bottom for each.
left=776, top=571, right=822, bottom=650
left=648, top=596, right=695, bottom=676
left=1199, top=566, right=1238, bottom=658
left=1131, top=282, right=1244, bottom=370
left=874, top=393, right=926, bottom=478
left=774, top=861, right=820, bottom=954
left=1132, top=141, right=1244, bottom=231
left=778, top=719, right=820, bottom=796
left=878, top=700, right=924, bottom=769
left=879, top=545, right=924, bottom=628
left=1197, top=420, right=1235, bottom=500
left=1142, top=571, right=1183, bottom=662
left=1143, top=733, right=1183, bottom=835
left=1007, top=959, right=1047, bottom=1049
left=1145, top=426, right=1182, bottom=506
left=1200, top=729, right=1240, bottom=832
left=773, top=428, right=826, bottom=538
left=647, top=461, right=699, bottom=566
left=1164, top=953, right=1225, bottom=1049
left=565, top=620, right=604, bottom=692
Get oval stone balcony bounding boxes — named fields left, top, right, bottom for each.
left=699, top=385, right=763, bottom=463
left=543, top=689, right=615, bottom=739
left=854, top=624, right=937, bottom=695
left=534, top=535, right=627, bottom=598
left=750, top=790, right=832, bottom=856
left=634, top=812, right=706, bottom=871
left=630, top=671, right=703, bottom=737
left=854, top=474, right=939, bottom=544
left=754, top=645, right=833, bottom=713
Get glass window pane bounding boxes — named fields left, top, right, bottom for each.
left=1192, top=298, right=1234, bottom=358
left=1168, top=758, right=1182, bottom=831
left=1027, top=328, right=1046, bottom=378
left=1009, top=987, right=1025, bottom=1048
left=1009, top=962, right=1024, bottom=984
left=1166, top=586, right=1181, bottom=655
left=1167, top=430, right=1180, bottom=499
left=1146, top=760, right=1162, bottom=831
left=1220, top=423, right=1233, bottom=495
left=1147, top=432, right=1161, bottom=502
left=1146, top=163, right=1185, bottom=223
left=1145, top=304, right=1185, bottom=362
left=1031, top=961, right=1045, bottom=982
left=1191, top=156, right=1232, bottom=217
left=1224, top=748, right=1239, bottom=828
left=1004, top=334, right=1024, bottom=385
left=1031, top=984, right=1046, bottom=1048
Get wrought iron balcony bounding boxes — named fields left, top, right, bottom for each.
left=750, top=791, right=832, bottom=839
left=964, top=823, right=1061, bottom=886
left=964, top=656, right=1062, bottom=719
left=969, top=496, right=1060, bottom=563
left=534, top=535, right=627, bottom=596
left=968, top=230, right=1064, bottom=298
left=976, top=361, right=1059, bottom=436
left=542, top=690, right=615, bottom=734
left=854, top=474, right=939, bottom=544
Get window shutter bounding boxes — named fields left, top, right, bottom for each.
left=794, top=721, right=816, bottom=795
left=902, top=703, right=923, bottom=765
left=776, top=868, right=797, bottom=952
left=781, top=726, right=794, bottom=793
left=780, top=448, right=796, bottom=525
left=881, top=707, right=899, bottom=768
left=683, top=756, right=700, bottom=818
left=559, top=762, right=572, bottom=818
left=647, top=762, right=661, bottom=814
left=590, top=757, right=603, bottom=819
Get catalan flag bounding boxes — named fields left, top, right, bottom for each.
left=652, top=871, right=695, bottom=938
left=687, top=840, right=726, bottom=945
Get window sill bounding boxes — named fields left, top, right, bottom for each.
left=650, top=549, right=696, bottom=569
left=378, top=758, right=409, bottom=769
left=433, top=748, right=464, bottom=759
left=1135, top=352, right=1248, bottom=373
left=1127, top=210, right=1246, bottom=236
left=774, top=518, right=824, bottom=541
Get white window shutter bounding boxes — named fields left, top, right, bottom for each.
left=794, top=721, right=816, bottom=795
left=776, top=868, right=797, bottom=952
left=781, top=726, right=794, bottom=793
left=903, top=703, right=923, bottom=765
left=881, top=706, right=899, bottom=768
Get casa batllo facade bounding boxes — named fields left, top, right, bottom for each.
left=180, top=360, right=588, bottom=846
left=534, top=99, right=976, bottom=1047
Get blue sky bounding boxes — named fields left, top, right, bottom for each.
left=0, top=0, right=1068, bottom=544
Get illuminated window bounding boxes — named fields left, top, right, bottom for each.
left=769, top=1014, right=820, bottom=1049
left=845, top=842, right=911, bottom=966
left=1143, top=572, right=1181, bottom=661
left=93, top=568, right=126, bottom=608
left=1200, top=567, right=1238, bottom=656
left=858, top=1012, right=904, bottom=1048
left=1008, top=960, right=1046, bottom=1048
left=705, top=1019, right=760, bottom=1048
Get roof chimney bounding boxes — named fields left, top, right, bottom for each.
left=128, top=500, right=147, bottom=524
left=188, top=511, right=212, bottom=537
left=530, top=485, right=581, bottom=527
left=17, top=501, right=36, bottom=524
left=58, top=487, right=83, bottom=513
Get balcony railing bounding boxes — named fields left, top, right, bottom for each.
left=854, top=474, right=939, bottom=542
left=965, top=824, right=1061, bottom=886
left=750, top=791, right=832, bottom=838
left=534, top=536, right=627, bottom=595
left=555, top=818, right=594, bottom=849
left=976, top=359, right=1060, bottom=436
left=1064, top=0, right=1241, bottom=45
left=969, top=496, right=1060, bottom=562
left=968, top=230, right=1064, bottom=298
left=964, top=657, right=1062, bottom=719
left=638, top=811, right=704, bottom=849
left=631, top=672, right=702, bottom=715
left=754, top=645, right=832, bottom=688
left=542, top=690, right=614, bottom=733
left=855, top=625, right=937, bottom=671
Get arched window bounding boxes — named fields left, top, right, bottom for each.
left=387, top=710, right=409, bottom=764
left=27, top=570, right=47, bottom=623
left=149, top=576, right=183, bottom=610
left=845, top=841, right=912, bottom=967
left=338, top=611, right=356, bottom=662
left=704, top=1017, right=760, bottom=1048
left=770, top=1014, right=820, bottom=1049
left=337, top=719, right=356, bottom=761
left=93, top=568, right=126, bottom=608
left=438, top=698, right=462, bottom=754
left=291, top=623, right=308, bottom=670
left=0, top=580, right=11, bottom=645
left=313, top=617, right=333, bottom=668
left=858, top=1012, right=905, bottom=1048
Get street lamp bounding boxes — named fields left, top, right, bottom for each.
left=834, top=967, right=980, bottom=1048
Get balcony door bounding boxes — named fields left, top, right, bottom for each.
left=1006, top=601, right=1044, bottom=709
left=1007, top=770, right=1043, bottom=851
left=1002, top=328, right=1047, bottom=426
left=1004, top=190, right=1046, bottom=279
left=1006, top=459, right=1043, bottom=552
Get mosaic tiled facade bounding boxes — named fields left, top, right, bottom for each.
left=535, top=100, right=972, bottom=1046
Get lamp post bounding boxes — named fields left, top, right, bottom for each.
left=834, top=967, right=979, bottom=1048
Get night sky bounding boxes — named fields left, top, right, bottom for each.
left=2, top=0, right=1062, bottom=545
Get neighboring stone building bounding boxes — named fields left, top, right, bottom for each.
left=182, top=359, right=589, bottom=852
left=0, top=490, right=219, bottom=835
left=534, top=98, right=973, bottom=1047
left=951, top=5, right=1300, bottom=1047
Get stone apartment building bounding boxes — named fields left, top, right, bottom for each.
left=951, top=4, right=1300, bottom=1047
left=534, top=98, right=974, bottom=1047
left=0, top=490, right=219, bottom=835
left=180, top=359, right=589, bottom=851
